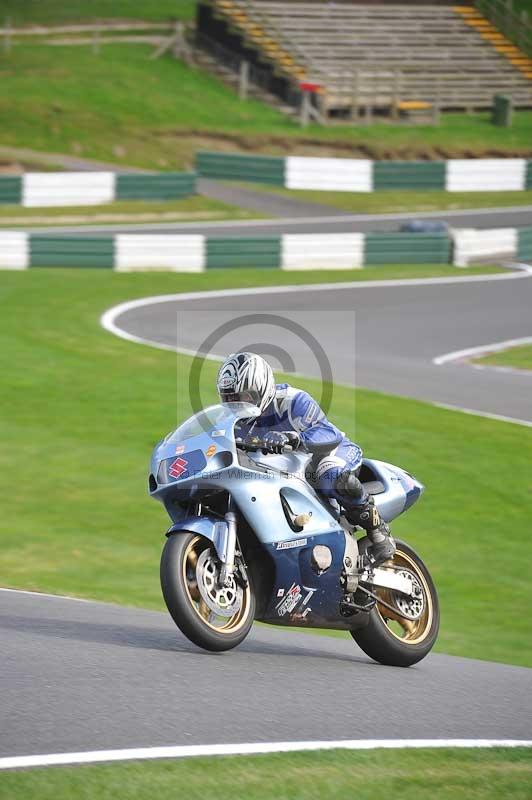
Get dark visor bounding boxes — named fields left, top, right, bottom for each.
left=220, top=389, right=260, bottom=406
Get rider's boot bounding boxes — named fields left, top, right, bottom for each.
left=335, top=471, right=396, bottom=567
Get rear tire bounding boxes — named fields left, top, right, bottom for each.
left=351, top=538, right=439, bottom=667
left=161, top=532, right=255, bottom=652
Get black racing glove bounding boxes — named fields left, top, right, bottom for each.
left=262, top=431, right=301, bottom=453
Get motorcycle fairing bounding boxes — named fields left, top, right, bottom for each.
left=259, top=529, right=365, bottom=631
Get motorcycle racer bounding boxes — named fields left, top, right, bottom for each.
left=216, top=351, right=396, bottom=566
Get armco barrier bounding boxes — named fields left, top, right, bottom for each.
left=30, top=236, right=114, bottom=268
left=365, top=233, right=451, bottom=265
left=206, top=236, right=282, bottom=269
left=116, top=173, right=196, bottom=201
left=518, top=227, right=532, bottom=262
left=373, top=162, right=445, bottom=191
left=4, top=228, right=531, bottom=271
left=195, top=152, right=532, bottom=193
left=23, top=172, right=115, bottom=207
left=526, top=163, right=532, bottom=191
left=196, top=152, right=285, bottom=186
left=115, top=234, right=204, bottom=272
left=451, top=228, right=518, bottom=267
left=0, top=171, right=196, bottom=207
left=445, top=159, right=527, bottom=192
left=282, top=233, right=364, bottom=270
left=0, top=176, right=22, bottom=205
left=0, top=232, right=28, bottom=269
left=285, top=157, right=372, bottom=192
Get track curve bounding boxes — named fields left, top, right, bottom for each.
left=104, top=273, right=532, bottom=425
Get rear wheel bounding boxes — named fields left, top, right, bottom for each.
left=161, top=532, right=255, bottom=652
left=351, top=538, right=439, bottom=667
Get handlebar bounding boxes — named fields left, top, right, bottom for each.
left=235, top=437, right=293, bottom=454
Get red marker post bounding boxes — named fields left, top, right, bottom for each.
left=299, top=81, right=321, bottom=127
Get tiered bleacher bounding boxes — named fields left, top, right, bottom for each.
left=197, top=0, right=532, bottom=116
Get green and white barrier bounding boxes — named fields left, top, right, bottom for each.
left=281, top=233, right=365, bottom=270
left=196, top=151, right=532, bottom=193
left=115, top=235, right=205, bottom=272
left=2, top=228, right=530, bottom=271
left=451, top=228, right=518, bottom=267
left=0, top=172, right=196, bottom=207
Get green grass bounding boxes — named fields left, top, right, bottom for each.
left=0, top=0, right=195, bottom=24
left=0, top=266, right=530, bottom=667
left=0, top=195, right=261, bottom=226
left=1, top=748, right=532, bottom=799
left=226, top=183, right=532, bottom=215
left=474, top=343, right=532, bottom=370
left=1, top=45, right=532, bottom=171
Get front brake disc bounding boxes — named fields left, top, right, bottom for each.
left=195, top=548, right=243, bottom=618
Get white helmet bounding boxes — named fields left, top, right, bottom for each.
left=217, top=352, right=276, bottom=413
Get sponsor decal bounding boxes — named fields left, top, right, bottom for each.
left=175, top=445, right=185, bottom=455
left=302, top=588, right=316, bottom=606
left=212, top=430, right=225, bottom=438
left=168, top=457, right=188, bottom=480
left=277, top=588, right=285, bottom=598
left=276, top=583, right=303, bottom=617
left=219, top=377, right=235, bottom=389
left=206, top=444, right=216, bottom=458
left=301, top=607, right=312, bottom=619
left=276, top=538, right=307, bottom=551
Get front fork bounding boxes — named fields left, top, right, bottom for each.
left=219, top=510, right=237, bottom=587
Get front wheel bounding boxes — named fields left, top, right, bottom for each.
left=351, top=538, right=439, bottom=667
left=161, top=532, right=255, bottom=652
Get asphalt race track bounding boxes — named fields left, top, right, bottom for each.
left=2, top=589, right=532, bottom=759
left=109, top=273, right=532, bottom=424
left=24, top=205, right=532, bottom=236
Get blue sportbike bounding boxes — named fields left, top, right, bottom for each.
left=150, top=403, right=439, bottom=666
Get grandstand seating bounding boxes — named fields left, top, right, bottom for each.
left=198, top=0, right=532, bottom=115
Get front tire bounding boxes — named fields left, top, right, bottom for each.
left=161, top=532, right=255, bottom=652
left=351, top=538, right=439, bottom=667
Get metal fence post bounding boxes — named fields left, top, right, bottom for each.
left=352, top=69, right=359, bottom=121
left=239, top=60, right=250, bottom=100
left=4, top=16, right=11, bottom=53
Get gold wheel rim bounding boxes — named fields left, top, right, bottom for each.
left=375, top=549, right=434, bottom=645
left=182, top=536, right=251, bottom=634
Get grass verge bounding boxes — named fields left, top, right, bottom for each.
left=225, top=183, right=532, bottom=215
left=473, top=344, right=532, bottom=371
left=0, top=196, right=261, bottom=227
left=1, top=45, right=532, bottom=170
left=0, top=266, right=530, bottom=667
left=1, top=748, right=532, bottom=798
left=0, top=0, right=195, bottom=24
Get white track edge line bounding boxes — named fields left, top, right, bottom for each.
left=2, top=739, right=532, bottom=770
left=0, top=587, right=90, bottom=602
left=433, top=336, right=532, bottom=366
left=432, top=402, right=532, bottom=427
